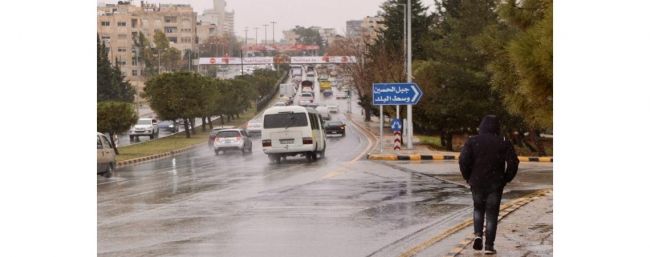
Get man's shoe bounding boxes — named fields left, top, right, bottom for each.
left=472, top=237, right=483, bottom=250
left=484, top=245, right=497, bottom=255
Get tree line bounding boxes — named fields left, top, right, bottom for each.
left=329, top=0, right=552, bottom=155
left=143, top=66, right=286, bottom=138
left=98, top=33, right=286, bottom=147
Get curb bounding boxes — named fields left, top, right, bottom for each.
left=116, top=144, right=199, bottom=168
left=367, top=154, right=552, bottom=162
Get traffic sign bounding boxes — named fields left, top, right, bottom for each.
left=372, top=83, right=423, bottom=105
left=391, top=119, right=402, bottom=132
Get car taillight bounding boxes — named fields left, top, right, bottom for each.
left=302, top=137, right=313, bottom=144
left=340, top=126, right=345, bottom=129
left=262, top=139, right=272, bottom=147
left=235, top=136, right=241, bottom=141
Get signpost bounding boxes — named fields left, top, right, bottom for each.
left=372, top=82, right=423, bottom=151
left=391, top=119, right=402, bottom=151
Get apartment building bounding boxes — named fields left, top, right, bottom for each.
left=198, top=0, right=235, bottom=36
left=97, top=1, right=197, bottom=80
left=346, top=16, right=385, bottom=44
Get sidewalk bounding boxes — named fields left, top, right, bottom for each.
left=450, top=191, right=553, bottom=257
left=347, top=113, right=552, bottom=162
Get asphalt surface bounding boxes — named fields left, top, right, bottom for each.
left=98, top=67, right=553, bottom=257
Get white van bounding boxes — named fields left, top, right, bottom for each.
left=261, top=106, right=326, bottom=163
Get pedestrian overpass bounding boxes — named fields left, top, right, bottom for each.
left=198, top=55, right=357, bottom=65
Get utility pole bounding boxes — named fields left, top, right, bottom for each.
left=244, top=27, right=248, bottom=57
left=270, top=21, right=276, bottom=44
left=407, top=0, right=413, bottom=149
left=254, top=27, right=259, bottom=45
left=263, top=24, right=268, bottom=45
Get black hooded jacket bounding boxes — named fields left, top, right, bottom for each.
left=459, top=115, right=519, bottom=190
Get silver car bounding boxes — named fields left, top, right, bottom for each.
left=213, top=129, right=253, bottom=155
left=97, top=132, right=116, bottom=176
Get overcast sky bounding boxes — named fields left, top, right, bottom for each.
left=99, top=0, right=435, bottom=39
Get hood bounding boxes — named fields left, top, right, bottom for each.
left=134, top=124, right=153, bottom=129
left=478, top=115, right=500, bottom=135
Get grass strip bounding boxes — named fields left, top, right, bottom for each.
left=116, top=106, right=256, bottom=162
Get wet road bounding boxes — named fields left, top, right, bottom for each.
left=98, top=69, right=552, bottom=256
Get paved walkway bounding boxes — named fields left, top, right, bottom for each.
left=452, top=191, right=553, bottom=257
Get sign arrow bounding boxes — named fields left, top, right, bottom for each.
left=411, top=85, right=420, bottom=102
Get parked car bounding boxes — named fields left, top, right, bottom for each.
left=324, top=121, right=346, bottom=136
left=97, top=132, right=116, bottom=176
left=213, top=129, right=253, bottom=155
left=129, top=118, right=159, bottom=140
left=158, top=120, right=178, bottom=133
left=246, top=120, right=263, bottom=136
left=261, top=106, right=326, bottom=163
left=327, top=104, right=339, bottom=113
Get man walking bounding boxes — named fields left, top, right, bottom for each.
left=459, top=115, right=519, bottom=254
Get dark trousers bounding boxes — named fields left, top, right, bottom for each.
left=471, top=186, right=504, bottom=246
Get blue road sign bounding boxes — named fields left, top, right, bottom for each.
left=391, top=119, right=402, bottom=132
left=372, top=83, right=423, bottom=105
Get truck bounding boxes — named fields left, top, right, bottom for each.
left=279, top=83, right=296, bottom=99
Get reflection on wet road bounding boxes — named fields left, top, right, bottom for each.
left=98, top=79, right=552, bottom=257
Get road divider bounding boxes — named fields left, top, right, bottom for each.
left=367, top=153, right=552, bottom=162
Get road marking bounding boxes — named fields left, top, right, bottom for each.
left=319, top=115, right=378, bottom=179
left=399, top=189, right=552, bottom=257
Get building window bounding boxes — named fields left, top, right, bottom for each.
left=168, top=37, right=177, bottom=43
left=132, top=59, right=137, bottom=65
left=117, top=48, right=127, bottom=52
left=164, top=16, right=177, bottom=23
left=131, top=19, right=138, bottom=28
left=164, top=27, right=177, bottom=33
left=117, top=21, right=127, bottom=27
left=118, top=34, right=127, bottom=39
left=132, top=70, right=138, bottom=76
left=181, top=37, right=192, bottom=43
left=101, top=21, right=110, bottom=26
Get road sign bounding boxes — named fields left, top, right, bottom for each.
left=391, top=119, right=402, bottom=132
left=372, top=83, right=423, bottom=105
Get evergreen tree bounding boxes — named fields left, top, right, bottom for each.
left=97, top=34, right=135, bottom=102
left=377, top=0, right=432, bottom=60
left=412, top=0, right=509, bottom=150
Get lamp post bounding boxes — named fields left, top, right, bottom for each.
left=407, top=0, right=413, bottom=149
left=396, top=3, right=407, bottom=121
